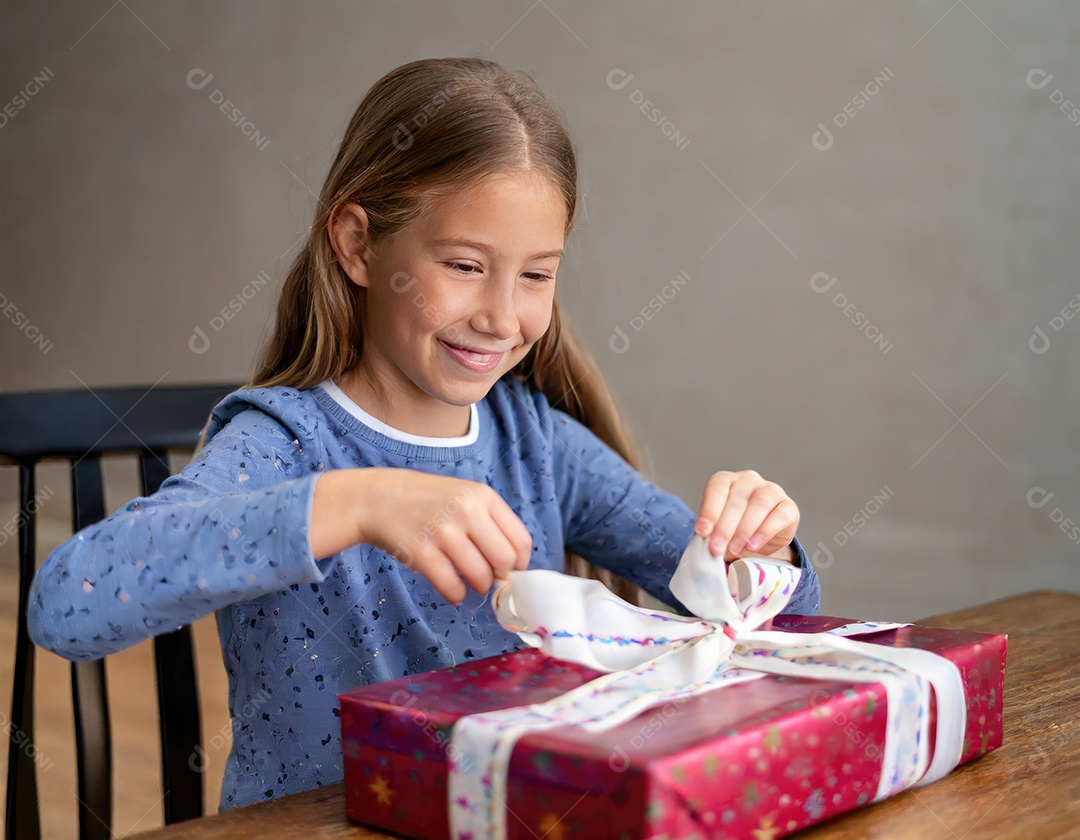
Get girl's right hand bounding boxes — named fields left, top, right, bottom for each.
left=311, top=467, right=532, bottom=605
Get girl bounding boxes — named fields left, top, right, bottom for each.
left=28, top=57, right=820, bottom=811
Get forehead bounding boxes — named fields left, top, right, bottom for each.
left=415, top=172, right=568, bottom=243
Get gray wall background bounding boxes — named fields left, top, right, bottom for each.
left=1, top=1, right=1078, bottom=620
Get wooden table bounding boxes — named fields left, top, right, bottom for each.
left=132, top=590, right=1080, bottom=839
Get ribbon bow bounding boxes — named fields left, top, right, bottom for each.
left=447, top=536, right=966, bottom=840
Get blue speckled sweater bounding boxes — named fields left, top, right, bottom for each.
left=27, top=373, right=820, bottom=810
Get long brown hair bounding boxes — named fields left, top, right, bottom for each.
left=249, top=57, right=647, bottom=603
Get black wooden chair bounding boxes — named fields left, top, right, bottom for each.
left=0, top=383, right=241, bottom=840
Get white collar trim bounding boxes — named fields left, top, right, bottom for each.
left=318, top=378, right=479, bottom=447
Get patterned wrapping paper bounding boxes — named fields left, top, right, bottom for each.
left=338, top=612, right=1006, bottom=840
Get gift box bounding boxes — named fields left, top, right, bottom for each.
left=339, top=618, right=1005, bottom=839
left=338, top=546, right=1006, bottom=840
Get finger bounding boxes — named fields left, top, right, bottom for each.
left=727, top=484, right=786, bottom=556
left=487, top=500, right=533, bottom=572
left=411, top=544, right=469, bottom=605
left=437, top=525, right=495, bottom=596
left=463, top=513, right=519, bottom=581
left=709, top=489, right=751, bottom=559
left=695, top=472, right=734, bottom=541
left=743, top=498, right=800, bottom=556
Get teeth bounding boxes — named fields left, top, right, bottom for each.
left=443, top=339, right=499, bottom=363
left=451, top=343, right=491, bottom=357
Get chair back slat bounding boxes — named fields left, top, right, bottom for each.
left=70, top=660, right=111, bottom=840
left=5, top=465, right=42, bottom=840
left=69, top=457, right=112, bottom=840
left=140, top=451, right=204, bottom=824
left=153, top=630, right=203, bottom=823
left=1, top=383, right=239, bottom=837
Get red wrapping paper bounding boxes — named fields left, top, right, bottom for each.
left=338, top=613, right=1006, bottom=840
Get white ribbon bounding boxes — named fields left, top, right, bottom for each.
left=447, top=536, right=966, bottom=840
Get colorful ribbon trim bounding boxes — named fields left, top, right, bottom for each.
left=447, top=536, right=965, bottom=840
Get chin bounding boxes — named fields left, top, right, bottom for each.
left=433, top=381, right=495, bottom=405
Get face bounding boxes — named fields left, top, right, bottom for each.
left=337, top=171, right=567, bottom=433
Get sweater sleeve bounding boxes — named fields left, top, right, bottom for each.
left=546, top=405, right=821, bottom=617
left=27, top=407, right=334, bottom=662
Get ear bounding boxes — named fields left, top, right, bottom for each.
left=329, top=202, right=376, bottom=289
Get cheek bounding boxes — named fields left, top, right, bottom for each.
left=389, top=279, right=453, bottom=333
left=520, top=293, right=555, bottom=342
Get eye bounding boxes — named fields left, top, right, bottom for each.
left=446, top=262, right=481, bottom=275
left=523, top=272, right=554, bottom=284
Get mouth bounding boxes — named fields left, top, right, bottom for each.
left=442, top=340, right=505, bottom=354
left=438, top=338, right=507, bottom=373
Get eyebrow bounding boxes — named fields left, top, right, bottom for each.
left=430, top=238, right=564, bottom=261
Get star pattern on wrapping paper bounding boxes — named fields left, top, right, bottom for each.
left=368, top=774, right=393, bottom=807
left=762, top=725, right=782, bottom=754
left=751, top=813, right=780, bottom=840
left=538, top=812, right=566, bottom=840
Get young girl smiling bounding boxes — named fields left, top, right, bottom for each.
left=28, top=56, right=820, bottom=810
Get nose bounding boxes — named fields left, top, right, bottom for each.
left=470, top=275, right=519, bottom=341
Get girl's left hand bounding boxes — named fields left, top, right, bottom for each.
left=694, top=470, right=800, bottom=562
